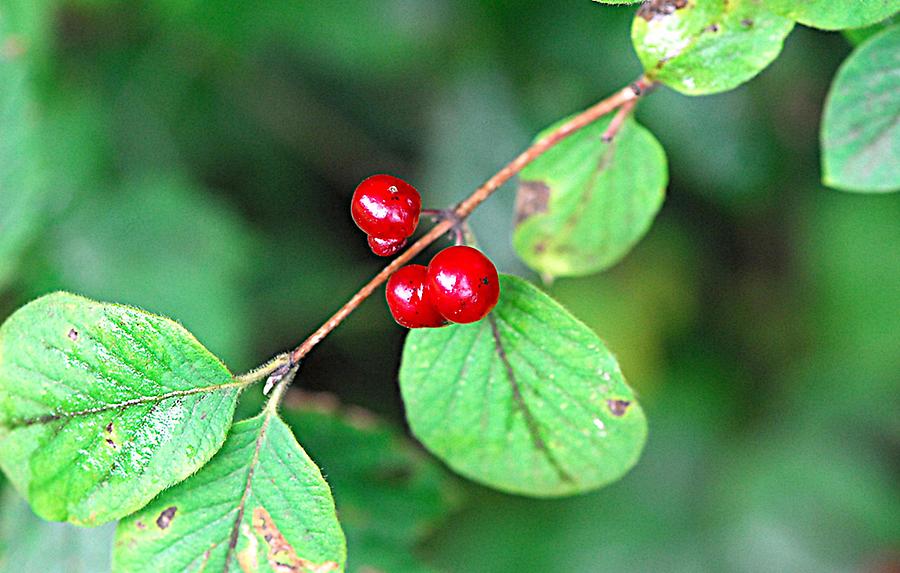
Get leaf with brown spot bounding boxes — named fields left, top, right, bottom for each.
left=401, top=275, right=647, bottom=497
left=113, top=413, right=345, bottom=572
left=253, top=508, right=339, bottom=573
left=514, top=114, right=667, bottom=278
left=0, top=292, right=242, bottom=526
left=632, top=0, right=794, bottom=95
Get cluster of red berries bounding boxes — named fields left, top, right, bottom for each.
left=351, top=174, right=500, bottom=328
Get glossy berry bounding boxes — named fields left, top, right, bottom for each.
left=351, top=174, right=421, bottom=241
left=368, top=235, right=406, bottom=257
left=426, top=245, right=500, bottom=324
left=385, top=265, right=447, bottom=329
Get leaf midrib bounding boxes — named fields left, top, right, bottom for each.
left=223, top=411, right=275, bottom=573
left=487, top=315, right=575, bottom=485
left=2, top=380, right=246, bottom=428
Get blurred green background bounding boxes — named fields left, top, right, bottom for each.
left=1, top=1, right=898, bottom=571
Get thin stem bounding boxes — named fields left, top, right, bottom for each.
left=265, top=366, right=297, bottom=414
left=285, top=76, right=653, bottom=366
left=601, top=99, right=636, bottom=143
left=233, top=353, right=292, bottom=385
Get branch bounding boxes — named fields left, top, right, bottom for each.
left=283, top=76, right=654, bottom=367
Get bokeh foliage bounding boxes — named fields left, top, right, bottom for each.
left=0, top=0, right=897, bottom=571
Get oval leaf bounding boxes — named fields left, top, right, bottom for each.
left=631, top=0, right=794, bottom=95
left=763, top=0, right=899, bottom=30
left=514, top=115, right=667, bottom=278
left=113, top=412, right=346, bottom=573
left=822, top=25, right=900, bottom=193
left=0, top=292, right=241, bottom=525
left=399, top=275, right=647, bottom=497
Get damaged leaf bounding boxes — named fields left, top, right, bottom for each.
left=0, top=292, right=241, bottom=526
left=631, top=0, right=794, bottom=95
left=821, top=25, right=900, bottom=193
left=399, top=275, right=647, bottom=497
left=113, top=413, right=346, bottom=573
left=513, top=114, right=667, bottom=278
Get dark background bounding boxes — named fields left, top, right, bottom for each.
left=0, top=1, right=898, bottom=571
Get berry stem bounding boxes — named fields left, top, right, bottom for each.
left=246, top=76, right=654, bottom=386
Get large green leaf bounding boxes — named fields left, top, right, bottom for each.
left=821, top=25, right=900, bottom=193
left=399, top=275, right=647, bottom=497
left=763, top=0, right=899, bottom=30
left=514, top=115, right=667, bottom=278
left=0, top=10, right=43, bottom=289
left=114, top=412, right=346, bottom=573
left=283, top=396, right=458, bottom=573
left=0, top=488, right=114, bottom=573
left=0, top=292, right=242, bottom=525
left=632, top=0, right=794, bottom=95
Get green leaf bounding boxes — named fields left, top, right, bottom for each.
left=0, top=292, right=241, bottom=525
left=114, top=412, right=346, bottom=573
left=631, top=0, right=794, bottom=95
left=399, top=275, right=647, bottom=497
left=282, top=396, right=458, bottom=573
left=762, top=0, right=899, bottom=30
left=0, top=16, right=43, bottom=290
left=843, top=14, right=898, bottom=45
left=0, top=488, right=114, bottom=573
left=513, top=115, right=667, bottom=278
left=821, top=25, right=900, bottom=193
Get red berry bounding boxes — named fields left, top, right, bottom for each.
left=351, top=174, right=421, bottom=240
left=386, top=265, right=447, bottom=329
left=368, top=236, right=406, bottom=257
left=426, top=245, right=499, bottom=324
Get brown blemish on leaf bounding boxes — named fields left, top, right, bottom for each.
left=252, top=507, right=339, bottom=573
left=103, top=421, right=119, bottom=449
left=68, top=328, right=79, bottom=341
left=514, top=180, right=551, bottom=226
left=638, top=0, right=688, bottom=21
left=156, top=506, right=177, bottom=529
left=741, top=18, right=753, bottom=28
left=136, top=521, right=146, bottom=530
left=607, top=399, right=631, bottom=417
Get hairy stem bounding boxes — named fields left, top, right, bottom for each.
left=236, top=76, right=654, bottom=390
